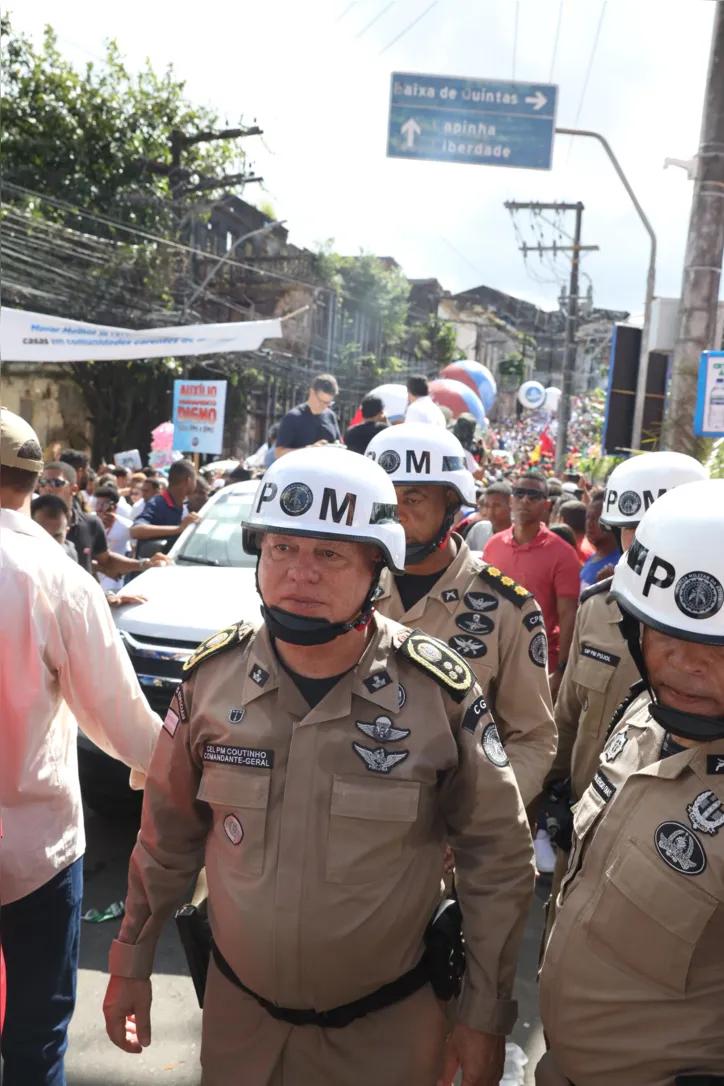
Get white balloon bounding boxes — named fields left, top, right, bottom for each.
left=544, top=386, right=562, bottom=411
left=368, top=383, right=408, bottom=422
left=517, top=381, right=546, bottom=409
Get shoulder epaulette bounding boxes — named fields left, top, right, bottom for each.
left=478, top=563, right=533, bottom=608
left=604, top=679, right=647, bottom=742
left=580, top=575, right=614, bottom=605
left=397, top=629, right=474, bottom=704
left=182, top=621, right=254, bottom=676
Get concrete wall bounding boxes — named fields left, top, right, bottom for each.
left=1, top=364, right=91, bottom=456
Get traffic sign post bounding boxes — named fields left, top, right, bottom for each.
left=387, top=72, right=558, bottom=171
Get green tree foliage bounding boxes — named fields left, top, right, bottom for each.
left=1, top=16, right=238, bottom=235
left=409, top=317, right=463, bottom=368
left=1, top=17, right=253, bottom=461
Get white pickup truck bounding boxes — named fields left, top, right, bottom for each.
left=78, top=480, right=261, bottom=815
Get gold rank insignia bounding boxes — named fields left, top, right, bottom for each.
left=397, top=630, right=474, bottom=703
left=478, top=564, right=533, bottom=608
left=182, top=621, right=254, bottom=676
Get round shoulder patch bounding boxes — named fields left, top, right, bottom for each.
left=654, top=820, right=706, bottom=876
left=481, top=723, right=509, bottom=767
left=529, top=630, right=548, bottom=668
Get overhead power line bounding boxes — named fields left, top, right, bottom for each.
left=549, top=0, right=564, bottom=82
left=379, top=0, right=439, bottom=55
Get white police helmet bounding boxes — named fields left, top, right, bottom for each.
left=601, top=451, right=708, bottom=528
left=611, top=479, right=724, bottom=645
left=242, top=445, right=405, bottom=574
left=365, top=422, right=476, bottom=506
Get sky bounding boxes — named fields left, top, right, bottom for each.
left=8, top=0, right=717, bottom=317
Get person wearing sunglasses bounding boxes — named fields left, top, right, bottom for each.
left=484, top=471, right=581, bottom=702
left=274, top=374, right=341, bottom=460
left=39, top=462, right=169, bottom=580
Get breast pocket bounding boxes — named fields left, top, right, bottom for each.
left=572, top=656, right=616, bottom=737
left=586, top=839, right=717, bottom=993
left=197, top=767, right=270, bottom=877
left=325, top=775, right=422, bottom=885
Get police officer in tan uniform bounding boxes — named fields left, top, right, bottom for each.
left=543, top=452, right=708, bottom=934
left=103, top=447, right=535, bottom=1086
left=538, top=479, right=724, bottom=1086
left=367, top=423, right=555, bottom=807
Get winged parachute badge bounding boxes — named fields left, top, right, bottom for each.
left=356, top=715, right=410, bottom=742
left=352, top=742, right=409, bottom=774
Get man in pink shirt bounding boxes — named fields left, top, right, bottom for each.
left=484, top=471, right=580, bottom=700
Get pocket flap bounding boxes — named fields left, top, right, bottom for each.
left=608, top=840, right=716, bottom=942
left=572, top=655, right=614, bottom=694
left=331, top=775, right=420, bottom=822
left=197, top=768, right=270, bottom=809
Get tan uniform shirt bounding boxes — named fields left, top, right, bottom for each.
left=541, top=696, right=724, bottom=1084
left=376, top=540, right=556, bottom=806
left=110, top=613, right=535, bottom=1036
left=549, top=578, right=639, bottom=800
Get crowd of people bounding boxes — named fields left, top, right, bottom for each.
left=2, top=371, right=724, bottom=1086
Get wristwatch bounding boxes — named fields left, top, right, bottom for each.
left=138, top=557, right=151, bottom=572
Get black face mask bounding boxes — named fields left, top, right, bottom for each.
left=405, top=508, right=457, bottom=566
left=619, top=610, right=724, bottom=742
left=256, top=564, right=382, bottom=646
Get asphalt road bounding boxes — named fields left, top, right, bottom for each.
left=65, top=808, right=547, bottom=1086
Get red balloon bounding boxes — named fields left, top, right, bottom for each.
left=439, top=363, right=480, bottom=399
left=429, top=379, right=486, bottom=427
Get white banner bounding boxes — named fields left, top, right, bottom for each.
left=0, top=306, right=283, bottom=362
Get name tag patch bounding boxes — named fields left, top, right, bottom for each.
left=591, top=768, right=616, bottom=804
left=582, top=644, right=620, bottom=667
left=203, top=744, right=274, bottom=769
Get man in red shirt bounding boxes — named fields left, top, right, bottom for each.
left=484, top=471, right=580, bottom=699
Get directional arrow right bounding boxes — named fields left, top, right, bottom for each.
left=524, top=90, right=548, bottom=111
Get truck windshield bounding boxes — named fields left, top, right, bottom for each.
left=176, top=490, right=256, bottom=568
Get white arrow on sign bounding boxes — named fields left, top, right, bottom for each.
left=524, top=90, right=548, bottom=111
left=401, top=118, right=422, bottom=149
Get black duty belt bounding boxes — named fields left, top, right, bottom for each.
left=211, top=941, right=429, bottom=1029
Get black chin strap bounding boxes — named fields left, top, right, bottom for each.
left=405, top=509, right=457, bottom=566
left=256, top=563, right=382, bottom=646
left=618, top=610, right=724, bottom=742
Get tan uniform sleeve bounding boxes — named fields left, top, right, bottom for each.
left=547, top=605, right=585, bottom=784
left=108, top=680, right=211, bottom=980
left=439, top=685, right=535, bottom=1035
left=493, top=599, right=556, bottom=805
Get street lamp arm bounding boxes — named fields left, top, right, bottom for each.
left=556, top=126, right=657, bottom=452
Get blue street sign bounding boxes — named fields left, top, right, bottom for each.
left=387, top=72, right=558, bottom=171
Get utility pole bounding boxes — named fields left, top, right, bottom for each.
left=504, top=201, right=599, bottom=471
left=666, top=1, right=724, bottom=456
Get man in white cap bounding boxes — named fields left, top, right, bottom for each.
left=0, top=408, right=162, bottom=1086
left=103, top=446, right=534, bottom=1086
left=538, top=478, right=724, bottom=1085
